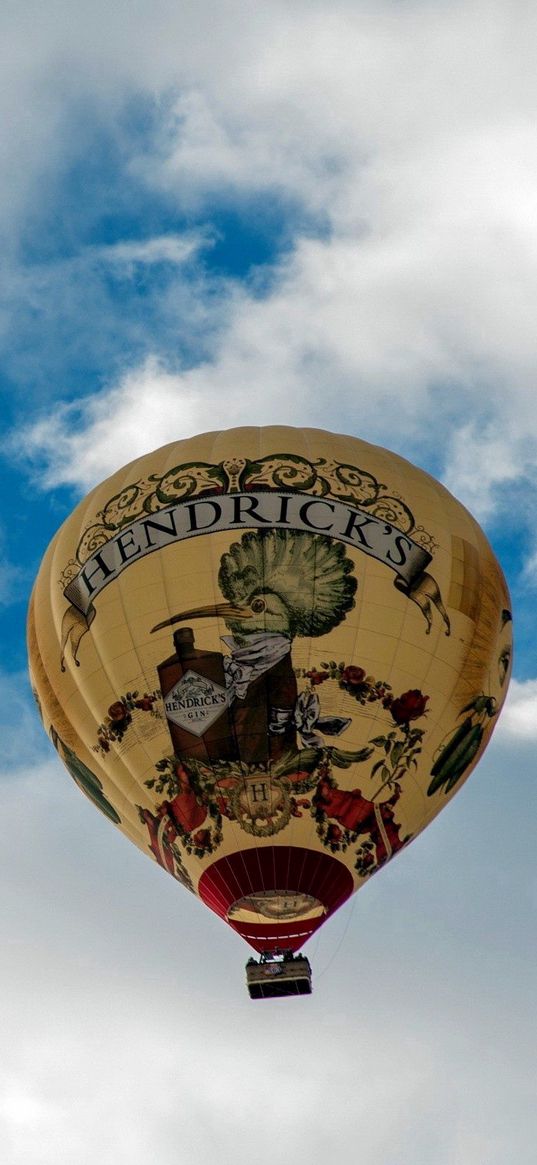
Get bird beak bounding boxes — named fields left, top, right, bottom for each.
left=151, top=603, right=253, bottom=633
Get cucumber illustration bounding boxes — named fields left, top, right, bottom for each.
left=428, top=691, right=498, bottom=798
left=428, top=722, right=484, bottom=796
left=430, top=717, right=474, bottom=777
left=52, top=731, right=121, bottom=824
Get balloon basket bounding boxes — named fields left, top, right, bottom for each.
left=245, top=953, right=312, bottom=999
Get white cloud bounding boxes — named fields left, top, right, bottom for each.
left=16, top=209, right=537, bottom=512
left=496, top=677, right=537, bottom=741
left=91, top=233, right=208, bottom=269
left=522, top=552, right=537, bottom=584
left=0, top=559, right=22, bottom=608
left=20, top=357, right=248, bottom=490
left=0, top=672, right=45, bottom=767
left=5, top=1, right=537, bottom=519
left=442, top=422, right=527, bottom=520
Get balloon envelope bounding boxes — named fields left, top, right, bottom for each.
left=28, top=427, right=512, bottom=953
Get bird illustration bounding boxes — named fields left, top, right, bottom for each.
left=153, top=528, right=357, bottom=640
left=152, top=529, right=357, bottom=765
left=218, top=528, right=357, bottom=640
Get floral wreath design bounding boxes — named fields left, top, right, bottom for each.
left=294, top=663, right=428, bottom=877
left=92, top=689, right=162, bottom=754
left=142, top=748, right=324, bottom=853
left=296, top=660, right=428, bottom=791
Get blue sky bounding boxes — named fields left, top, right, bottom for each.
left=1, top=2, right=537, bottom=1162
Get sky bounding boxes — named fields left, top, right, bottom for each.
left=1, top=1, right=537, bottom=1161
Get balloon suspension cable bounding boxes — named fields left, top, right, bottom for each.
left=314, top=894, right=357, bottom=982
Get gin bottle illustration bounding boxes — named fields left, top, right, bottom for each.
left=228, top=649, right=298, bottom=765
left=155, top=626, right=237, bottom=763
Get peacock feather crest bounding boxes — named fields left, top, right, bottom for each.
left=219, top=529, right=357, bottom=638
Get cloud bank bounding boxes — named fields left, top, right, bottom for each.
left=4, top=1, right=537, bottom=544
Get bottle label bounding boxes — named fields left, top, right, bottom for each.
left=164, top=670, right=229, bottom=738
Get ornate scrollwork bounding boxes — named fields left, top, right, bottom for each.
left=155, top=462, right=226, bottom=504
left=76, top=524, right=111, bottom=565
left=411, top=525, right=438, bottom=553
left=62, top=448, right=434, bottom=580
left=366, top=495, right=415, bottom=534
left=243, top=454, right=318, bottom=492
left=98, top=479, right=156, bottom=531
left=221, top=458, right=247, bottom=492
left=58, top=559, right=80, bottom=589
left=328, top=461, right=381, bottom=505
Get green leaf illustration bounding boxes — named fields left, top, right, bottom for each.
left=330, top=745, right=374, bottom=768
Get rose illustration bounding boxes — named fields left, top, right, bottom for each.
left=356, top=848, right=376, bottom=874
left=389, top=690, right=428, bottom=725
left=192, top=828, right=211, bottom=849
left=305, top=668, right=330, bottom=686
left=108, top=700, right=129, bottom=721
left=215, top=795, right=232, bottom=818
left=134, top=696, right=155, bottom=711
left=106, top=700, right=132, bottom=735
left=340, top=665, right=366, bottom=689
left=174, top=760, right=191, bottom=785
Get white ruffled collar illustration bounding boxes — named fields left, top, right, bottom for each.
left=221, top=633, right=291, bottom=701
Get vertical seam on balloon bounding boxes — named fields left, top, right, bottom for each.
left=205, top=430, right=250, bottom=891
left=253, top=424, right=268, bottom=899
left=293, top=425, right=315, bottom=889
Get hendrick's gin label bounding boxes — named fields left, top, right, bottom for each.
left=157, top=627, right=237, bottom=762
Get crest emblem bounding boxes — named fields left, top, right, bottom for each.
left=231, top=772, right=291, bottom=836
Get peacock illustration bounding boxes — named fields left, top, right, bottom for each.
left=152, top=529, right=357, bottom=765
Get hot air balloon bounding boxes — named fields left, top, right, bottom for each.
left=28, top=427, right=512, bottom=998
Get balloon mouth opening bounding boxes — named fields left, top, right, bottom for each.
left=227, top=890, right=326, bottom=923
left=199, top=846, right=354, bottom=953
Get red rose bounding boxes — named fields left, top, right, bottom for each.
left=134, top=697, right=154, bottom=710
left=389, top=690, right=428, bottom=724
left=305, top=669, right=329, bottom=686
left=192, top=828, right=211, bottom=849
left=326, top=823, right=342, bottom=843
left=108, top=700, right=129, bottom=722
left=341, top=665, right=366, bottom=689
left=290, top=797, right=309, bottom=818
